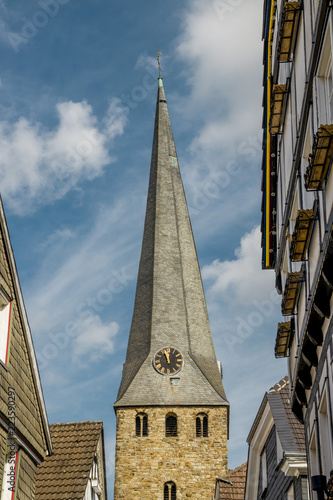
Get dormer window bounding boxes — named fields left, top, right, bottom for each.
left=0, top=289, right=12, bottom=367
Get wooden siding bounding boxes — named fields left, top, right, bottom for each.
left=0, top=224, right=47, bottom=459
left=0, top=426, right=7, bottom=489
left=16, top=451, right=37, bottom=500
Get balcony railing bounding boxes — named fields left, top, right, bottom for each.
left=281, top=271, right=304, bottom=315
left=278, top=2, right=300, bottom=62
left=275, top=320, right=293, bottom=357
left=290, top=209, right=314, bottom=261
left=305, top=124, right=333, bottom=190
left=270, top=84, right=287, bottom=134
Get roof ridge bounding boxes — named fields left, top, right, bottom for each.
left=268, top=374, right=289, bottom=393
left=49, top=420, right=103, bottom=426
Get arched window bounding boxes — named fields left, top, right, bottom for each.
left=196, top=413, right=208, bottom=437
left=165, top=414, right=177, bottom=437
left=164, top=481, right=176, bottom=500
left=135, top=413, right=148, bottom=437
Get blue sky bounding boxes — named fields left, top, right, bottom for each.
left=0, top=0, right=287, bottom=497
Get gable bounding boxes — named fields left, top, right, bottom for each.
left=0, top=198, right=51, bottom=460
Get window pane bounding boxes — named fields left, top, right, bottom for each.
left=196, top=417, right=201, bottom=437
left=164, top=484, right=169, bottom=500
left=171, top=483, right=176, bottom=500
left=142, top=415, right=148, bottom=436
left=135, top=416, right=141, bottom=437
left=166, top=416, right=177, bottom=437
left=203, top=416, right=208, bottom=437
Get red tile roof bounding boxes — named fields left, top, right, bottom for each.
left=217, top=462, right=247, bottom=500
left=35, top=421, right=103, bottom=500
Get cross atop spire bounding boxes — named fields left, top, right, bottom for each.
left=157, top=50, right=163, bottom=86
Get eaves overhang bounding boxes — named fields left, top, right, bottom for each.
left=280, top=452, right=308, bottom=477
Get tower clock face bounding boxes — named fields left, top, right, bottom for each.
left=153, top=347, right=183, bottom=375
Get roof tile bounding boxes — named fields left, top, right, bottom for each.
left=35, top=421, right=103, bottom=500
left=218, top=462, right=247, bottom=500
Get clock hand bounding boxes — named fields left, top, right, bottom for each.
left=163, top=349, right=170, bottom=364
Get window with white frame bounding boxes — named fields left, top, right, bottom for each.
left=276, top=431, right=284, bottom=464
left=287, top=482, right=295, bottom=500
left=318, top=391, right=333, bottom=479
left=260, top=449, right=268, bottom=493
left=309, top=432, right=319, bottom=476
left=85, top=455, right=101, bottom=500
left=316, top=26, right=333, bottom=125
left=0, top=290, right=12, bottom=366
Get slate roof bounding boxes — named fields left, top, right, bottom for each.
left=115, top=78, right=228, bottom=408
left=217, top=462, right=247, bottom=500
left=35, top=421, right=103, bottom=500
left=247, top=376, right=305, bottom=453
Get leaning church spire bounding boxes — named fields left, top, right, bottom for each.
left=114, top=62, right=228, bottom=408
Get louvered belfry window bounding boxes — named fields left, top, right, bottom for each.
left=196, top=413, right=208, bottom=437
left=164, top=481, right=176, bottom=500
left=142, top=415, right=148, bottom=436
left=165, top=414, right=177, bottom=437
left=135, top=413, right=148, bottom=437
left=196, top=417, right=201, bottom=437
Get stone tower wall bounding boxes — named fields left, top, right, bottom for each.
left=114, top=406, right=228, bottom=499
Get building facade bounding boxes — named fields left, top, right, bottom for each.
left=113, top=75, right=229, bottom=499
left=244, top=376, right=309, bottom=500
left=261, top=0, right=333, bottom=497
left=0, top=197, right=52, bottom=499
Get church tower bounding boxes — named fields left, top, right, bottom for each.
left=114, top=67, right=229, bottom=499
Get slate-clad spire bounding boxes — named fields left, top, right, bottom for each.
left=115, top=76, right=228, bottom=407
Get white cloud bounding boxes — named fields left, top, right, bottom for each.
left=38, top=228, right=75, bottom=251
left=176, top=0, right=263, bottom=160
left=202, top=226, right=276, bottom=305
left=0, top=98, right=127, bottom=215
left=73, top=315, right=119, bottom=362
left=135, top=53, right=158, bottom=72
